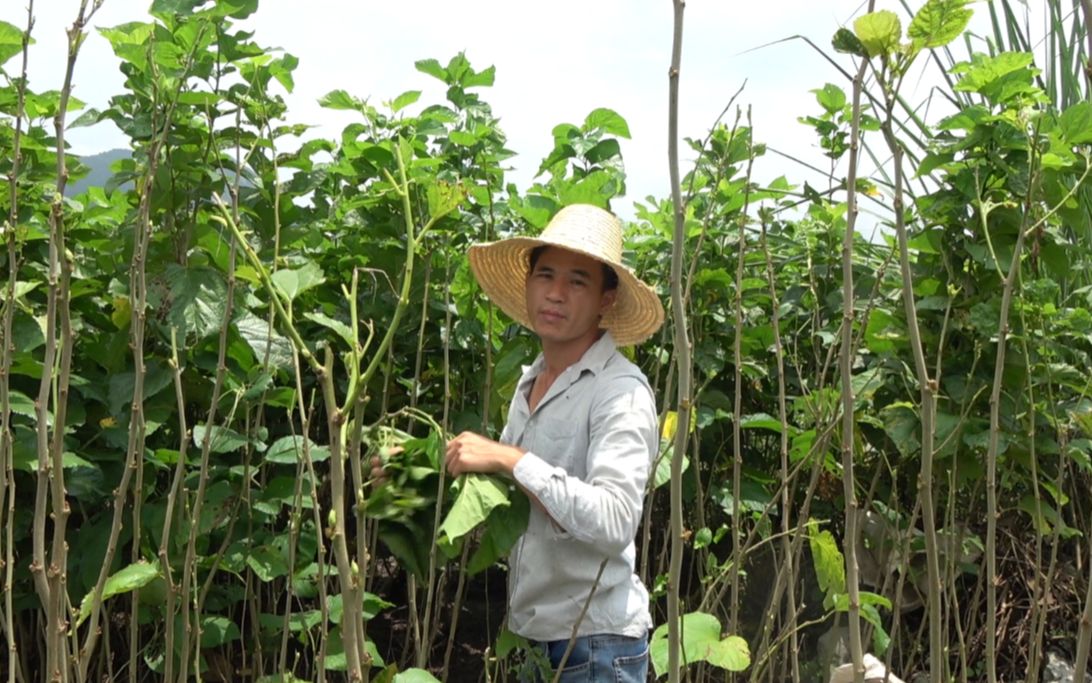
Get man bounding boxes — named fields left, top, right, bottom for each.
left=445, top=203, right=665, bottom=681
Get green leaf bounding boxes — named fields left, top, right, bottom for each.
left=363, top=591, right=394, bottom=620
left=265, top=435, right=331, bottom=464
left=1059, top=101, right=1092, bottom=145
left=211, top=0, right=259, bottom=18
left=832, top=591, right=892, bottom=652
left=583, top=108, right=631, bottom=138
left=807, top=520, right=846, bottom=597
left=247, top=545, right=290, bottom=582
left=200, top=615, right=241, bottom=648
left=6, top=389, right=36, bottom=420
left=832, top=27, right=867, bottom=57
left=414, top=58, right=447, bottom=82
left=881, top=402, right=920, bottom=457
left=304, top=312, right=355, bottom=348
left=740, top=413, right=783, bottom=433
left=467, top=489, right=530, bottom=574
left=193, top=424, right=250, bottom=454
left=325, top=626, right=384, bottom=670
left=462, top=65, right=496, bottom=88
left=650, top=612, right=750, bottom=676
left=853, top=10, right=902, bottom=57
left=693, top=527, right=713, bottom=550
left=392, top=670, right=441, bottom=683
left=319, top=89, right=367, bottom=112
left=951, top=52, right=1038, bottom=100
left=236, top=314, right=295, bottom=369
left=107, top=363, right=174, bottom=417
left=448, top=130, right=478, bottom=146
left=149, top=0, right=205, bottom=17
left=653, top=447, right=689, bottom=489
left=813, top=83, right=846, bottom=114
left=494, top=626, right=527, bottom=658
left=908, top=0, right=973, bottom=49
left=166, top=264, right=228, bottom=341
left=705, top=635, right=751, bottom=671
left=270, top=261, right=325, bottom=302
left=269, top=54, right=298, bottom=92
left=583, top=138, right=622, bottom=165
left=426, top=180, right=464, bottom=221
left=0, top=19, right=28, bottom=67
left=438, top=474, right=512, bottom=544
left=77, top=561, right=160, bottom=626
left=390, top=90, right=421, bottom=113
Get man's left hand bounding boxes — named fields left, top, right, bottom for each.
left=445, top=432, right=524, bottom=478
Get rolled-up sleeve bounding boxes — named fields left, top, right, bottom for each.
left=512, top=375, right=657, bottom=554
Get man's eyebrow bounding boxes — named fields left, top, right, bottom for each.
left=570, top=268, right=593, bottom=279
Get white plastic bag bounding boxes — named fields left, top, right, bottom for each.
left=829, top=654, right=907, bottom=683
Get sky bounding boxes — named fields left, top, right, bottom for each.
left=3, top=0, right=1007, bottom=222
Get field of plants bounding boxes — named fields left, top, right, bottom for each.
left=2, top=0, right=1092, bottom=681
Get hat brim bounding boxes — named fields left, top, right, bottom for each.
left=468, top=236, right=665, bottom=346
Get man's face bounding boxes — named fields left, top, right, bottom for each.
left=525, top=246, right=616, bottom=348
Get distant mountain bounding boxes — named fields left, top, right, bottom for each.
left=67, top=148, right=130, bottom=196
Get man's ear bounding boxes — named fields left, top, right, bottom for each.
left=599, top=288, right=618, bottom=315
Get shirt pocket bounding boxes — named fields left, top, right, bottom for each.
left=536, top=416, right=578, bottom=465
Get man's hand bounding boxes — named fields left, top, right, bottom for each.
left=445, top=432, right=525, bottom=478
left=368, top=446, right=403, bottom=486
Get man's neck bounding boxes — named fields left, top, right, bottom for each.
left=539, top=331, right=603, bottom=377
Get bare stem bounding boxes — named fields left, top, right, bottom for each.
left=666, top=1, right=690, bottom=680
left=839, top=56, right=869, bottom=683
left=1, top=4, right=35, bottom=681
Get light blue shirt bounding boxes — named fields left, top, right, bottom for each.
left=502, top=331, right=658, bottom=641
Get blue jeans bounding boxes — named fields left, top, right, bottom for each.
left=529, top=633, right=649, bottom=682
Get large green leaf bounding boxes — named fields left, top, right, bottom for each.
left=438, top=474, right=512, bottom=544
left=951, top=51, right=1039, bottom=102
left=833, top=591, right=893, bottom=653
left=77, top=561, right=160, bottom=626
left=392, top=670, right=441, bottom=683
left=271, top=261, right=325, bottom=302
left=414, top=58, right=446, bottom=82
left=6, top=389, right=37, bottom=420
left=193, top=424, right=250, bottom=454
left=653, top=447, right=689, bottom=489
left=166, top=264, right=228, bottom=341
left=1059, top=101, right=1092, bottom=145
left=200, top=615, right=241, bottom=648
left=584, top=107, right=631, bottom=138
left=247, top=544, right=290, bottom=582
left=908, top=0, right=974, bottom=50
left=324, top=626, right=384, bottom=671
left=813, top=83, right=847, bottom=114
left=0, top=19, right=28, bottom=67
left=467, top=489, right=530, bottom=574
left=881, top=402, right=920, bottom=457
left=704, top=635, right=751, bottom=671
left=149, top=0, right=205, bottom=17
left=832, top=27, right=868, bottom=57
left=650, top=612, right=750, bottom=676
left=265, top=434, right=331, bottom=464
left=236, top=313, right=295, bottom=369
left=853, top=10, right=902, bottom=58
left=304, top=311, right=355, bottom=348
left=106, top=362, right=174, bottom=416
left=807, top=520, right=846, bottom=598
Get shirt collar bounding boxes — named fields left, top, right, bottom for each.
left=522, top=329, right=618, bottom=383
left=572, top=329, right=617, bottom=377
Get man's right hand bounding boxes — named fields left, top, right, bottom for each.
left=368, top=446, right=403, bottom=485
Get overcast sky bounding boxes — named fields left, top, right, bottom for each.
left=5, top=0, right=1005, bottom=222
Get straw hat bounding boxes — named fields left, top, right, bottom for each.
left=468, top=204, right=665, bottom=346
